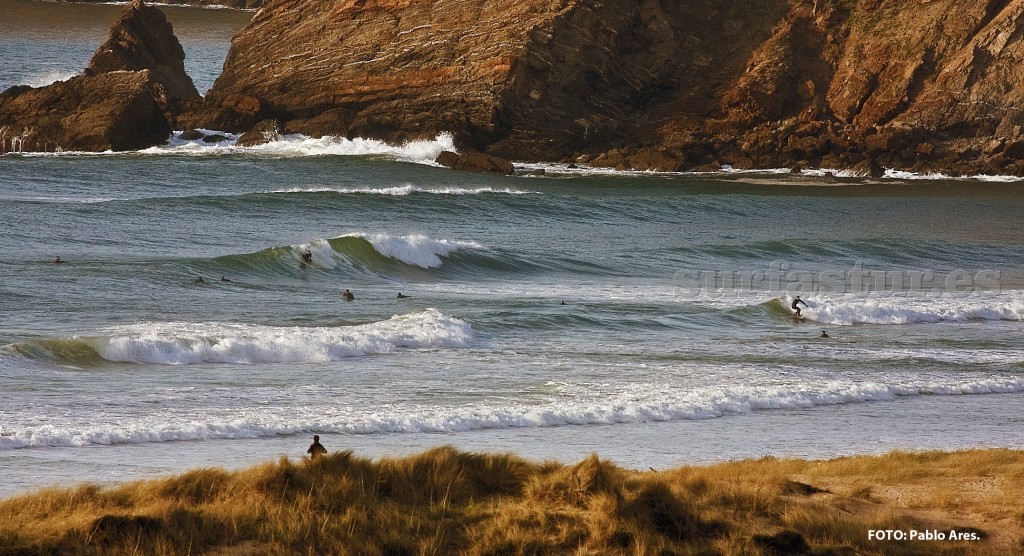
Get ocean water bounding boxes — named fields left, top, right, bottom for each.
left=2, top=1, right=1023, bottom=499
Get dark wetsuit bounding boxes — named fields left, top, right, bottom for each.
left=342, top=289, right=354, bottom=301
left=307, top=438, right=327, bottom=459
left=791, top=297, right=806, bottom=316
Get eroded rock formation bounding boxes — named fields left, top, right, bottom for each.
left=0, top=0, right=192, bottom=153
left=87, top=0, right=201, bottom=102
left=0, top=71, right=171, bottom=153
left=182, top=0, right=1024, bottom=175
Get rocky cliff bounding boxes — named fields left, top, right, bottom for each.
left=0, top=0, right=192, bottom=153
left=182, top=0, right=1024, bottom=175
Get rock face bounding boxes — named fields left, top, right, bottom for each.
left=0, top=71, right=171, bottom=153
left=87, top=0, right=200, bottom=102
left=183, top=0, right=1024, bottom=175
left=0, top=0, right=191, bottom=153
left=435, top=151, right=515, bottom=175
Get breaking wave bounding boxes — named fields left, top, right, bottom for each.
left=2, top=376, right=1020, bottom=449
left=5, top=309, right=473, bottom=366
left=147, top=131, right=458, bottom=165
left=783, top=295, right=1024, bottom=325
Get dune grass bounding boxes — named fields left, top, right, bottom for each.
left=0, top=446, right=1021, bottom=555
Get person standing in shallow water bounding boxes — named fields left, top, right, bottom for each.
left=307, top=435, right=327, bottom=459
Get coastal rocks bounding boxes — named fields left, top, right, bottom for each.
left=235, top=119, right=282, bottom=147
left=183, top=0, right=794, bottom=162
left=87, top=0, right=200, bottom=102
left=0, top=0, right=192, bottom=153
left=182, top=0, right=1024, bottom=175
left=435, top=151, right=515, bottom=175
left=0, top=71, right=171, bottom=153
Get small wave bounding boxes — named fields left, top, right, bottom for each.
left=2, top=376, right=1020, bottom=449
left=9, top=309, right=472, bottom=366
left=340, top=233, right=484, bottom=269
left=269, top=185, right=534, bottom=196
left=147, top=131, right=457, bottom=165
left=787, top=294, right=1024, bottom=325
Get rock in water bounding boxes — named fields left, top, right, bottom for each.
left=87, top=0, right=200, bottom=102
left=435, top=151, right=515, bottom=175
left=0, top=0, right=198, bottom=153
left=235, top=119, right=282, bottom=147
left=0, top=71, right=171, bottom=153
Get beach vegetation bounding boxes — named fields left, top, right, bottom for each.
left=0, top=446, right=1020, bottom=555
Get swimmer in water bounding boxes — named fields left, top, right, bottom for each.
left=342, top=289, right=354, bottom=301
left=52, top=256, right=65, bottom=264
left=820, top=330, right=829, bottom=338
left=194, top=276, right=206, bottom=284
left=396, top=293, right=411, bottom=299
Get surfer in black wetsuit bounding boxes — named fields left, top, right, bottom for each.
left=52, top=256, right=65, bottom=264
left=342, top=289, right=354, bottom=301
left=194, top=276, right=206, bottom=284
left=791, top=295, right=807, bottom=317
left=820, top=330, right=829, bottom=338
left=300, top=249, right=313, bottom=265
left=396, top=293, right=411, bottom=299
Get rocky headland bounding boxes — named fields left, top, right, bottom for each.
left=10, top=0, right=1024, bottom=176
left=180, top=0, right=1024, bottom=176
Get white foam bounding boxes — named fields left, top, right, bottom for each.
left=19, top=70, right=77, bottom=88
left=342, top=232, right=484, bottom=268
left=794, top=294, right=1024, bottom=325
left=293, top=238, right=340, bottom=269
left=270, top=185, right=534, bottom=196
left=91, top=309, right=473, bottom=365
left=147, top=131, right=457, bottom=165
left=2, top=376, right=1020, bottom=449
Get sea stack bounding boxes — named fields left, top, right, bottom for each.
left=0, top=0, right=193, bottom=153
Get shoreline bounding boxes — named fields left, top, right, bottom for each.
left=4, top=391, right=1022, bottom=501
left=1, top=446, right=1020, bottom=554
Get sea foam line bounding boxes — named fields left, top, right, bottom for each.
left=269, top=185, right=534, bottom=196
left=146, top=131, right=457, bottom=165
left=1, top=377, right=1020, bottom=449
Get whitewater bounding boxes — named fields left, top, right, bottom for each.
left=2, top=0, right=1024, bottom=499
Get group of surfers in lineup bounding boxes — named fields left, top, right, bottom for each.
left=186, top=249, right=410, bottom=300
left=54, top=254, right=828, bottom=334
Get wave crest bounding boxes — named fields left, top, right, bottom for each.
left=9, top=309, right=473, bottom=366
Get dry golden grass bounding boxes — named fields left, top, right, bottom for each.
left=0, top=446, right=1021, bottom=555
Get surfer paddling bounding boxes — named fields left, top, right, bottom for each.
left=791, top=295, right=807, bottom=317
